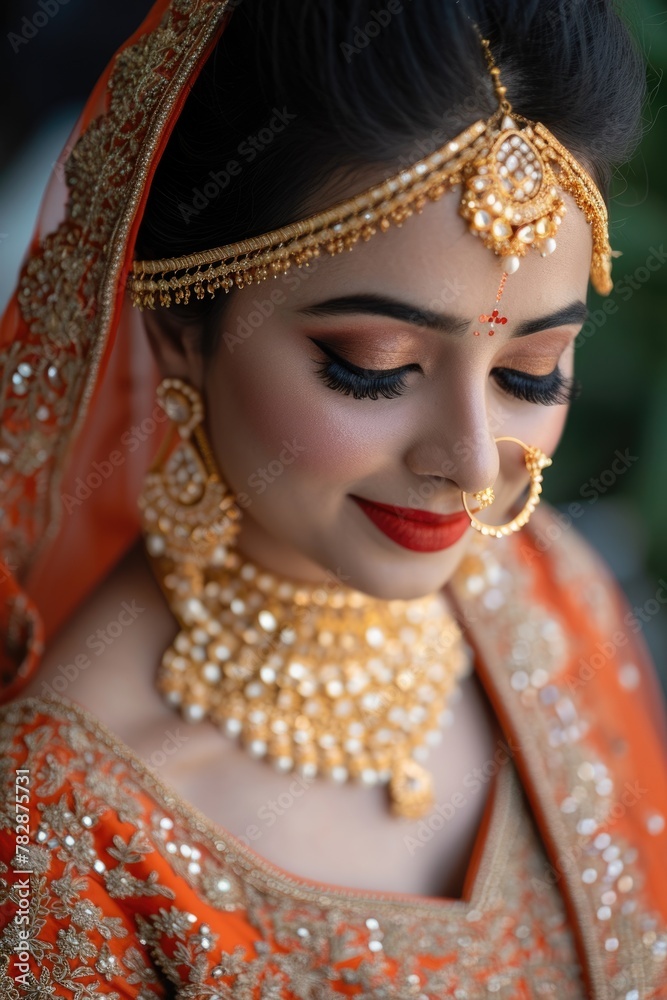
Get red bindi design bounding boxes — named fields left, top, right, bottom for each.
left=474, top=271, right=509, bottom=336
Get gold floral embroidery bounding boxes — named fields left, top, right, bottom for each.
left=1, top=696, right=584, bottom=999
left=0, top=706, right=178, bottom=998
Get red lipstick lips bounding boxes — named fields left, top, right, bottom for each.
left=350, top=495, right=471, bottom=553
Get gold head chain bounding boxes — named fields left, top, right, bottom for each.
left=129, top=34, right=613, bottom=310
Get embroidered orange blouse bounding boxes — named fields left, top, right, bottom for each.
left=1, top=508, right=666, bottom=999
left=0, top=698, right=581, bottom=999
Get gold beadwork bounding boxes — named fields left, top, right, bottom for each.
left=479, top=35, right=512, bottom=115
left=140, top=378, right=242, bottom=566
left=139, top=381, right=472, bottom=820
left=129, top=39, right=613, bottom=309
left=462, top=436, right=553, bottom=538
left=458, top=115, right=566, bottom=271
left=473, top=487, right=496, bottom=510
left=129, top=121, right=488, bottom=309
left=142, top=541, right=472, bottom=820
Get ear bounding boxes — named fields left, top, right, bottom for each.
left=141, top=308, right=207, bottom=391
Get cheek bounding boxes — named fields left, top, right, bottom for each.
left=539, top=404, right=569, bottom=455
left=513, top=397, right=569, bottom=453
left=494, top=344, right=575, bottom=473
left=495, top=404, right=569, bottom=507
left=205, top=328, right=388, bottom=487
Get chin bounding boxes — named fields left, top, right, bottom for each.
left=317, top=535, right=472, bottom=602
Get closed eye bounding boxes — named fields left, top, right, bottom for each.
left=309, top=337, right=580, bottom=406
left=309, top=338, right=421, bottom=400
left=491, top=366, right=581, bottom=405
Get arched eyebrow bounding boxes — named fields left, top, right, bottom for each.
left=295, top=293, right=589, bottom=338
left=513, top=301, right=589, bottom=337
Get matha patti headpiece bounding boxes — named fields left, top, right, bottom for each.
left=129, top=32, right=613, bottom=310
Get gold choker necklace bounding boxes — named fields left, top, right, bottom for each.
left=147, top=543, right=472, bottom=820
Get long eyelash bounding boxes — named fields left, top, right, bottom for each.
left=312, top=358, right=412, bottom=400
left=492, top=367, right=582, bottom=405
left=310, top=338, right=418, bottom=400
left=310, top=338, right=581, bottom=406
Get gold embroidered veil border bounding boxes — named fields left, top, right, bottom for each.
left=0, top=0, right=236, bottom=688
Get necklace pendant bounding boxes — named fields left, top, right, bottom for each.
left=388, top=757, right=435, bottom=819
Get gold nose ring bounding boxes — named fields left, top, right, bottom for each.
left=461, top=436, right=552, bottom=537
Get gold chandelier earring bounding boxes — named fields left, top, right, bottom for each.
left=461, top=436, right=552, bottom=537
left=139, top=377, right=242, bottom=569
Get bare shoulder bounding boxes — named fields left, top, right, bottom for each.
left=20, top=541, right=177, bottom=729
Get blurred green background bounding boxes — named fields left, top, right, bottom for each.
left=544, top=0, right=667, bottom=688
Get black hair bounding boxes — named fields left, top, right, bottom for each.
left=134, top=0, right=646, bottom=336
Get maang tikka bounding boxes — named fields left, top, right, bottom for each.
left=129, top=34, right=612, bottom=310
left=140, top=377, right=473, bottom=820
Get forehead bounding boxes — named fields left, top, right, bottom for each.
left=286, top=172, right=594, bottom=319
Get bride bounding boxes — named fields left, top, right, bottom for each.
left=1, top=1, right=665, bottom=997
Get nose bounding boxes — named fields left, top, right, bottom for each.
left=403, top=389, right=501, bottom=499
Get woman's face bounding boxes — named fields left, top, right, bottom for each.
left=154, top=179, right=593, bottom=600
